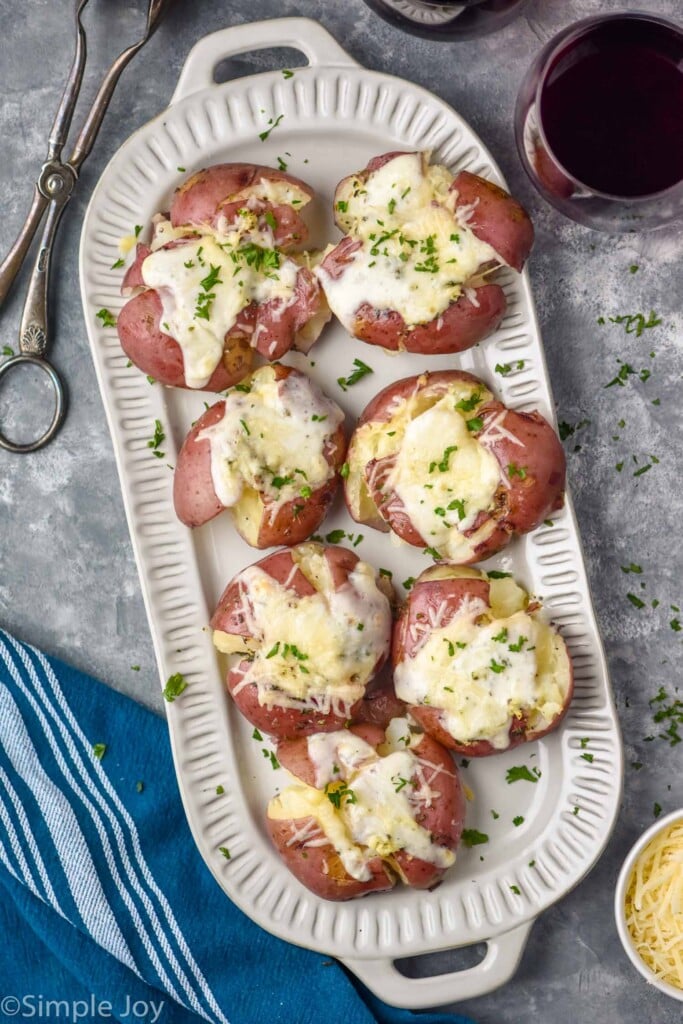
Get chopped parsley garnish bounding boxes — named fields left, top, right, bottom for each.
left=111, top=257, right=125, bottom=269
left=311, top=413, right=327, bottom=422
left=264, top=210, right=277, bottom=231
left=134, top=224, right=143, bottom=238
left=258, top=113, right=284, bottom=141
left=325, top=529, right=346, bottom=544
left=265, top=643, right=280, bottom=659
left=2, top=345, right=14, bottom=356
left=506, top=765, right=539, bottom=784
left=219, top=847, right=231, bottom=859
left=653, top=802, right=662, bottom=819
left=392, top=775, right=410, bottom=792
left=461, top=829, right=489, bottom=847
left=379, top=568, right=392, bottom=579
left=627, top=593, right=645, bottom=609
left=336, top=200, right=348, bottom=213
left=240, top=418, right=250, bottom=435
left=648, top=687, right=683, bottom=746
left=271, top=475, right=294, bottom=488
left=633, top=464, right=652, bottom=478
left=580, top=737, right=590, bottom=749
left=136, top=781, right=144, bottom=793
left=507, top=463, right=527, bottom=479
left=92, top=743, right=107, bottom=760
left=337, top=358, right=373, bottom=391
left=263, top=749, right=280, bottom=770
left=252, top=727, right=263, bottom=741
left=455, top=391, right=482, bottom=413
left=163, top=673, right=188, bottom=702
left=429, top=446, right=458, bottom=473
left=492, top=627, right=509, bottom=643
left=147, top=419, right=165, bottom=457
left=216, top=785, right=225, bottom=795
left=510, top=884, right=521, bottom=895
left=487, top=570, right=511, bottom=579
left=444, top=638, right=456, bottom=657
left=621, top=563, right=643, bottom=574
left=491, top=809, right=500, bottom=820
left=508, top=636, right=527, bottom=653
left=608, top=310, right=661, bottom=336
left=495, top=360, right=525, bottom=375
left=325, top=781, right=357, bottom=808
left=512, top=816, right=524, bottom=827
left=465, top=416, right=484, bottom=433
left=281, top=69, right=294, bottom=79
left=489, top=659, right=506, bottom=674
left=402, top=577, right=415, bottom=591
left=671, top=618, right=681, bottom=632
left=340, top=462, right=350, bottom=479
left=96, top=308, right=117, bottom=328
left=276, top=156, right=288, bottom=172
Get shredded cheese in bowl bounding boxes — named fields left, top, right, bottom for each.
left=617, top=814, right=683, bottom=998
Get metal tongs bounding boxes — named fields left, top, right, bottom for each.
left=0, top=0, right=169, bottom=453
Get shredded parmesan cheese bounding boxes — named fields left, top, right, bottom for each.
left=625, top=820, right=683, bottom=990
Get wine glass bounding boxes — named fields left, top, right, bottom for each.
left=515, top=12, right=683, bottom=232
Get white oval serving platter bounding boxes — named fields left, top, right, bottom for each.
left=79, top=17, right=623, bottom=1009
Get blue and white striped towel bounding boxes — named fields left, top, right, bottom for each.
left=0, top=631, right=477, bottom=1024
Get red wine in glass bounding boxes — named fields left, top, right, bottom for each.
left=515, top=14, right=683, bottom=231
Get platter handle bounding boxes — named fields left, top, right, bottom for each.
left=342, top=920, right=533, bottom=1009
left=171, top=17, right=358, bottom=104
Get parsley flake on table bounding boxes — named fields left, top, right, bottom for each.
left=506, top=765, right=539, bottom=784
left=92, top=743, right=107, bottom=760
left=653, top=802, right=662, bottom=819
left=163, top=673, right=188, bottom=702
left=608, top=310, right=661, bottom=336
left=337, top=358, right=373, bottom=391
left=627, top=593, right=645, bottom=609
left=461, top=829, right=489, bottom=847
left=136, top=781, right=144, bottom=793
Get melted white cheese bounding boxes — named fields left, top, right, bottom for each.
left=197, top=367, right=343, bottom=509
left=141, top=230, right=300, bottom=389
left=394, top=607, right=569, bottom=750
left=349, top=378, right=500, bottom=560
left=316, top=152, right=501, bottom=330
left=220, top=549, right=391, bottom=714
left=269, top=723, right=456, bottom=881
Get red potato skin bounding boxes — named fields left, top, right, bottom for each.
left=117, top=290, right=241, bottom=391
left=211, top=547, right=388, bottom=740
left=350, top=285, right=506, bottom=355
left=170, top=163, right=313, bottom=249
left=272, top=725, right=464, bottom=897
left=450, top=170, right=534, bottom=273
left=392, top=571, right=575, bottom=755
left=172, top=365, right=346, bottom=540
left=351, top=674, right=407, bottom=729
left=121, top=243, right=151, bottom=294
left=318, top=241, right=506, bottom=356
left=266, top=816, right=395, bottom=901
left=349, top=371, right=565, bottom=563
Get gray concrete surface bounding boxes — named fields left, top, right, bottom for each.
left=0, top=0, right=681, bottom=1020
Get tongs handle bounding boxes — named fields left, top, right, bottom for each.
left=0, top=0, right=90, bottom=310
left=69, top=0, right=171, bottom=171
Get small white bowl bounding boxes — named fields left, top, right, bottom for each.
left=614, top=809, right=683, bottom=1002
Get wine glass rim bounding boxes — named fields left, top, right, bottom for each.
left=534, top=10, right=683, bottom=204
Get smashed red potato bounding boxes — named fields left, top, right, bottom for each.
left=117, top=163, right=330, bottom=390
left=267, top=721, right=465, bottom=900
left=173, top=364, right=346, bottom=548
left=316, top=151, right=533, bottom=354
left=392, top=566, right=574, bottom=755
left=345, top=370, right=566, bottom=564
left=210, top=544, right=393, bottom=739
